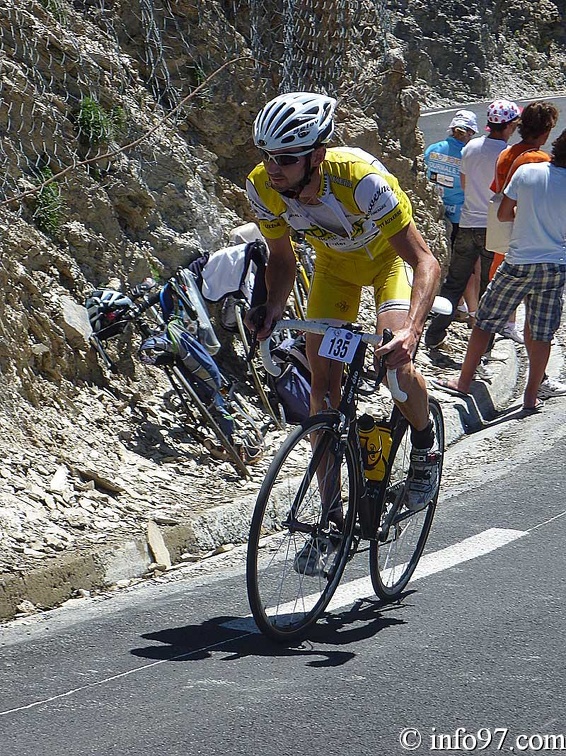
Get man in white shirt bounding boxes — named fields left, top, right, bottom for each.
left=425, top=99, right=521, bottom=348
left=431, top=129, right=566, bottom=410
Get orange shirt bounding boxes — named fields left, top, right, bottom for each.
left=490, top=144, right=549, bottom=192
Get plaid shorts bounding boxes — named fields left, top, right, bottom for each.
left=476, top=261, right=566, bottom=342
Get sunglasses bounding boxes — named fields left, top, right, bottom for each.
left=259, top=148, right=314, bottom=166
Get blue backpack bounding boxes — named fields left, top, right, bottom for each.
left=270, top=336, right=311, bottom=424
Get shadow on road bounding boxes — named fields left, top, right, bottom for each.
left=129, top=595, right=411, bottom=667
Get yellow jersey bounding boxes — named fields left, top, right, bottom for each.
left=246, top=147, right=413, bottom=264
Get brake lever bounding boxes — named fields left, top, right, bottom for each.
left=376, top=328, right=394, bottom=384
left=246, top=329, right=259, bottom=363
left=245, top=304, right=267, bottom=362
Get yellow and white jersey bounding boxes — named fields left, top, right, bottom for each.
left=246, top=147, right=413, bottom=262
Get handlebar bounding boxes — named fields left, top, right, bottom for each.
left=127, top=289, right=161, bottom=318
left=259, top=319, right=408, bottom=403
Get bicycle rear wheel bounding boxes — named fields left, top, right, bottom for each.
left=246, top=413, right=359, bottom=643
left=369, top=397, right=444, bottom=601
left=165, top=364, right=250, bottom=477
left=233, top=302, right=284, bottom=429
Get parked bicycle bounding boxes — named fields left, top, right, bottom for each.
left=86, top=268, right=265, bottom=478
left=187, top=234, right=314, bottom=429
left=245, top=317, right=446, bottom=642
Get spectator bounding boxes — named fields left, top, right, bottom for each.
left=424, top=110, right=480, bottom=326
left=424, top=98, right=521, bottom=349
left=424, top=109, right=478, bottom=249
left=487, top=100, right=559, bottom=344
left=431, top=128, right=566, bottom=410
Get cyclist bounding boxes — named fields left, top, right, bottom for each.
left=245, top=91, right=441, bottom=517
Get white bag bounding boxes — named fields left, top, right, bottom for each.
left=485, top=192, right=513, bottom=254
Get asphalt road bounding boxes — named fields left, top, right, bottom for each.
left=420, top=95, right=566, bottom=150
left=1, top=398, right=566, bottom=755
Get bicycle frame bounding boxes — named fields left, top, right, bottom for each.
left=261, top=319, right=406, bottom=540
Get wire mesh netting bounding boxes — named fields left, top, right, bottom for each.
left=0, top=0, right=391, bottom=222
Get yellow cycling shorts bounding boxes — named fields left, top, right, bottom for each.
left=306, top=249, right=412, bottom=322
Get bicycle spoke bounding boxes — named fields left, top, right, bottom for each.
left=370, top=398, right=444, bottom=600
left=246, top=414, right=358, bottom=643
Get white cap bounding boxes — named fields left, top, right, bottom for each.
left=486, top=98, right=521, bottom=124
left=447, top=110, right=479, bottom=133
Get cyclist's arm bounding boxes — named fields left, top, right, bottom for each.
left=249, top=232, right=297, bottom=340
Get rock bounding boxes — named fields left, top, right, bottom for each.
left=49, top=465, right=69, bottom=493
left=74, top=468, right=126, bottom=493
left=16, top=600, right=39, bottom=616
left=147, top=520, right=172, bottom=569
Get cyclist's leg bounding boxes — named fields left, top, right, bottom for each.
left=373, top=256, right=430, bottom=433
left=305, top=264, right=362, bottom=412
left=304, top=265, right=362, bottom=527
left=374, top=257, right=440, bottom=512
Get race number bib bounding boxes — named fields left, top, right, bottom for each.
left=318, top=327, right=361, bottom=363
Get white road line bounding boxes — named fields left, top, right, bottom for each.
left=224, top=527, right=527, bottom=633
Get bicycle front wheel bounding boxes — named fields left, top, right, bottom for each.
left=246, top=413, right=359, bottom=643
left=369, top=397, right=444, bottom=601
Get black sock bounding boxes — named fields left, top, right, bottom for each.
left=411, top=420, right=434, bottom=449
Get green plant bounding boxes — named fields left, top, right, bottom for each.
left=77, top=97, right=128, bottom=145
left=109, top=106, right=127, bottom=137
left=77, top=97, right=112, bottom=145
left=32, top=168, right=62, bottom=235
left=39, top=0, right=68, bottom=23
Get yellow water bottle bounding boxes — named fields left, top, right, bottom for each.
left=358, top=413, right=392, bottom=482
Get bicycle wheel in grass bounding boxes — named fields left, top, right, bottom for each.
left=246, top=413, right=359, bottom=643
left=369, top=397, right=444, bottom=601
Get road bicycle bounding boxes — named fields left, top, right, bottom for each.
left=245, top=318, right=445, bottom=642
left=87, top=269, right=265, bottom=478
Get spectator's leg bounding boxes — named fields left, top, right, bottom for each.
left=425, top=227, right=480, bottom=346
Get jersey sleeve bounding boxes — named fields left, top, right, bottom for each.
left=352, top=170, right=412, bottom=238
left=246, top=169, right=289, bottom=240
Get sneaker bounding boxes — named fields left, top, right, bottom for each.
left=475, top=358, right=494, bottom=381
left=293, top=535, right=339, bottom=577
left=537, top=376, right=566, bottom=400
left=499, top=323, right=524, bottom=344
left=454, top=304, right=469, bottom=323
left=425, top=333, right=448, bottom=350
left=402, top=446, right=441, bottom=513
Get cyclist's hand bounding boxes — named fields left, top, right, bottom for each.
left=244, top=302, right=282, bottom=341
left=374, top=326, right=418, bottom=369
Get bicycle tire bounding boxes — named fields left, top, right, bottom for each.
left=165, top=363, right=250, bottom=478
left=246, top=412, right=359, bottom=643
left=234, top=303, right=284, bottom=429
left=369, top=397, right=445, bottom=600
left=227, top=384, right=267, bottom=464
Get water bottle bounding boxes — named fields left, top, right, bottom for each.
left=358, top=413, right=392, bottom=482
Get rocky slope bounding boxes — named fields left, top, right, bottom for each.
left=0, top=0, right=565, bottom=612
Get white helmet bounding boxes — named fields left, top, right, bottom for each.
left=85, top=289, right=133, bottom=332
left=253, top=92, right=337, bottom=151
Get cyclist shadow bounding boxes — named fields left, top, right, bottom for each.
left=129, top=600, right=410, bottom=668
